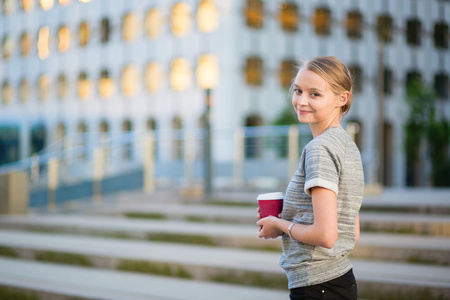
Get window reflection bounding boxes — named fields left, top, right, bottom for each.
left=197, top=0, right=219, bottom=33
left=2, top=35, right=14, bottom=60
left=2, top=0, right=15, bottom=14
left=99, top=69, right=114, bottom=99
left=346, top=10, right=362, bottom=39
left=100, top=18, right=111, bottom=43
left=434, top=22, right=448, bottom=49
left=279, top=59, right=297, bottom=89
left=37, top=26, right=50, bottom=59
left=78, top=72, right=91, bottom=100
left=245, top=56, right=263, bottom=86
left=58, top=26, right=71, bottom=52
left=79, top=21, right=90, bottom=47
left=20, top=32, right=32, bottom=57
left=40, top=0, right=53, bottom=10
left=172, top=3, right=191, bottom=37
left=123, top=12, right=140, bottom=42
left=57, top=74, right=69, bottom=100
left=145, top=8, right=163, bottom=39
left=59, top=0, right=71, bottom=5
left=2, top=81, right=13, bottom=105
left=170, top=58, right=191, bottom=91
left=38, top=74, right=51, bottom=101
left=406, top=19, right=421, bottom=46
left=377, top=14, right=393, bottom=42
left=197, top=54, right=219, bottom=89
left=245, top=0, right=264, bottom=29
left=279, top=2, right=298, bottom=33
left=19, top=79, right=31, bottom=103
left=121, top=65, right=139, bottom=96
left=313, top=6, right=331, bottom=36
left=145, top=62, right=163, bottom=93
left=21, top=0, right=34, bottom=11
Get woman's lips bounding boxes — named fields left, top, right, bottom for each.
left=298, top=110, right=312, bottom=115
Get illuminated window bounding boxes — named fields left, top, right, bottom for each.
left=377, top=14, right=393, bottom=42
left=406, top=18, right=421, bottom=46
left=348, top=65, right=363, bottom=93
left=278, top=59, right=297, bottom=89
left=123, top=12, right=140, bottom=42
left=145, top=8, right=163, bottom=39
left=346, top=10, right=362, bottom=39
left=57, top=74, right=69, bottom=100
left=245, top=56, right=263, bottom=86
left=279, top=2, right=298, bottom=33
left=19, top=78, right=31, bottom=103
left=78, top=72, right=91, bottom=100
left=434, top=22, right=448, bottom=49
left=100, top=18, right=111, bottom=43
left=170, top=58, right=192, bottom=91
left=79, top=21, right=90, bottom=47
left=59, top=0, right=71, bottom=5
left=58, top=25, right=70, bottom=52
left=40, top=0, right=53, bottom=10
left=145, top=62, right=163, bottom=93
left=38, top=74, right=50, bottom=101
left=99, top=69, right=114, bottom=99
left=2, top=0, right=15, bottom=14
left=196, top=54, right=219, bottom=89
left=172, top=2, right=191, bottom=37
left=2, top=35, right=14, bottom=60
left=2, top=81, right=13, bottom=105
left=434, top=73, right=449, bottom=99
left=20, top=32, right=32, bottom=56
left=313, top=7, right=331, bottom=36
left=37, top=26, right=50, bottom=59
left=121, top=65, right=139, bottom=96
left=245, top=0, right=264, bottom=29
left=197, top=0, right=219, bottom=33
left=21, top=0, right=34, bottom=11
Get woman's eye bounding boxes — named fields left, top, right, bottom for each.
left=311, top=93, right=319, bottom=97
left=294, top=89, right=302, bottom=94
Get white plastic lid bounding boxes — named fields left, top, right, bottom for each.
left=257, top=192, right=284, bottom=200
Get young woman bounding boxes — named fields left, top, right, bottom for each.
left=257, top=56, right=364, bottom=300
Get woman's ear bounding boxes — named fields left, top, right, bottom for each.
left=337, top=91, right=350, bottom=107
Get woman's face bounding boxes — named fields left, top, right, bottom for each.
left=291, top=69, right=341, bottom=126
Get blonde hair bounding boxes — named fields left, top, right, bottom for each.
left=297, top=56, right=354, bottom=115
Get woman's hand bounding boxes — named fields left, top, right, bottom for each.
left=256, top=216, right=284, bottom=239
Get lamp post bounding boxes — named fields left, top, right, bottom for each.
left=197, top=54, right=219, bottom=197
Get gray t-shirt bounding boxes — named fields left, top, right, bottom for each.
left=280, top=126, right=364, bottom=289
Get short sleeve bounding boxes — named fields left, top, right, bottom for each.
left=304, top=143, right=341, bottom=196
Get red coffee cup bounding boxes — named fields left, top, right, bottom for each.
left=257, top=192, right=284, bottom=218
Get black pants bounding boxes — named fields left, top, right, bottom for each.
left=289, top=269, right=357, bottom=300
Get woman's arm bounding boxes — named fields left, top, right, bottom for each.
left=354, top=213, right=360, bottom=246
left=257, top=186, right=338, bottom=249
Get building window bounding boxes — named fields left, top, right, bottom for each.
left=2, top=35, right=14, bottom=60
left=19, top=78, right=31, bottom=103
left=170, top=58, right=192, bottom=91
left=172, top=3, right=191, bottom=37
left=100, top=18, right=111, bottom=44
left=383, top=68, right=393, bottom=95
left=245, top=56, right=263, bottom=86
left=78, top=71, right=91, bottom=100
left=59, top=0, right=71, bottom=5
left=171, top=116, right=183, bottom=160
left=197, top=0, right=219, bottom=33
left=121, top=65, right=139, bottom=97
left=57, top=74, right=69, bottom=100
left=434, top=22, right=448, bottom=49
left=38, top=74, right=50, bottom=101
left=313, top=6, right=332, bottom=36
left=79, top=21, right=90, bottom=47
left=2, top=0, right=15, bottom=14
left=76, top=122, right=88, bottom=160
left=39, top=0, right=53, bottom=10
left=245, top=0, right=264, bottom=29
left=278, top=2, right=299, bottom=33
left=346, top=10, right=362, bottom=39
left=406, top=18, right=421, bottom=46
left=37, top=26, right=50, bottom=59
left=122, top=120, right=133, bottom=160
left=123, top=12, right=140, bottom=42
left=434, top=73, right=449, bottom=99
left=377, top=14, right=393, bottom=42
left=1, top=81, right=13, bottom=105
left=21, top=0, right=34, bottom=11
left=196, top=54, right=219, bottom=89
left=279, top=59, right=297, bottom=89
left=348, top=65, right=363, bottom=93
left=58, top=25, right=70, bottom=52
left=406, top=70, right=422, bottom=91
left=99, top=69, right=114, bottom=99
left=145, top=8, right=163, bottom=39
left=145, top=62, right=163, bottom=93
left=20, top=32, right=32, bottom=56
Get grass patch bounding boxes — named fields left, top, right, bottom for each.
left=117, top=260, right=192, bottom=279
left=124, top=212, right=166, bottom=220
left=147, top=233, right=217, bottom=246
left=0, top=246, right=17, bottom=258
left=212, top=271, right=287, bottom=289
left=35, top=251, right=93, bottom=267
left=0, top=286, right=40, bottom=300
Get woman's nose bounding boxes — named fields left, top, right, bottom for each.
left=296, top=95, right=307, bottom=106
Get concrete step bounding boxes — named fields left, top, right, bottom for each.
left=1, top=215, right=449, bottom=265
left=0, top=257, right=288, bottom=300
left=85, top=202, right=450, bottom=237
left=0, top=229, right=448, bottom=300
